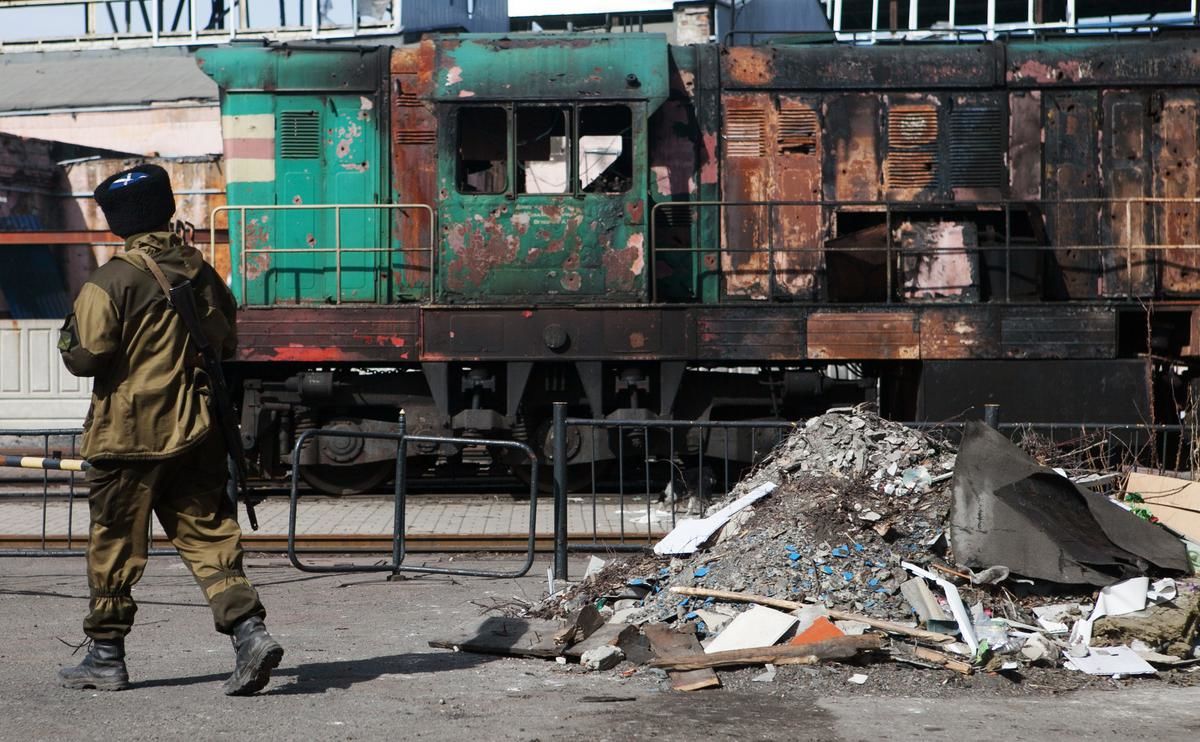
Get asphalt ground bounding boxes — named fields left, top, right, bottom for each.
left=3, top=554, right=1200, bottom=742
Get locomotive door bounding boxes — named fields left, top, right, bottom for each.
left=272, top=94, right=384, bottom=304
left=439, top=102, right=647, bottom=303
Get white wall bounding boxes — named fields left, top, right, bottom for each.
left=0, top=319, right=90, bottom=430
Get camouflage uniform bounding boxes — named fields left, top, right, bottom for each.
left=60, top=231, right=266, bottom=640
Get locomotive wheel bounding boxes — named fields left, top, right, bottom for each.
left=300, top=461, right=393, bottom=497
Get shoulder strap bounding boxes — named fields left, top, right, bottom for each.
left=139, top=252, right=176, bottom=306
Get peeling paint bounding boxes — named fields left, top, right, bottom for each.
left=446, top=65, right=463, bottom=85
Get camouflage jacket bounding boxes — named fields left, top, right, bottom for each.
left=59, top=232, right=236, bottom=461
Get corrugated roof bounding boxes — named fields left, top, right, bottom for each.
left=0, top=47, right=217, bottom=113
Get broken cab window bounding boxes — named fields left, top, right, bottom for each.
left=456, top=107, right=508, bottom=194
left=516, top=106, right=570, bottom=195
left=579, top=105, right=633, bottom=193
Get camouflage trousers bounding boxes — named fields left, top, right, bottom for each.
left=83, top=431, right=265, bottom=640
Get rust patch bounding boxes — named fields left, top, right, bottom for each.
left=602, top=233, right=646, bottom=293
left=1009, top=58, right=1090, bottom=85
left=725, top=47, right=774, bottom=86
left=269, top=345, right=351, bottom=362
left=626, top=199, right=644, bottom=224
left=445, top=215, right=521, bottom=290
left=560, top=272, right=582, bottom=291
left=242, top=218, right=271, bottom=280
left=808, top=312, right=920, bottom=360
left=629, top=332, right=646, bottom=349
left=542, top=205, right=564, bottom=224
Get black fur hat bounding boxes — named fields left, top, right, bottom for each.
left=93, top=164, right=176, bottom=238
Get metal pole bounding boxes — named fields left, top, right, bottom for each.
left=983, top=403, right=1001, bottom=429
left=391, top=411, right=407, bottom=573
left=552, top=401, right=568, bottom=581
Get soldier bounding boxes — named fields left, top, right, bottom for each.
left=56, top=164, right=283, bottom=695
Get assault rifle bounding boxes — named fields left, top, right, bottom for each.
left=141, top=254, right=259, bottom=530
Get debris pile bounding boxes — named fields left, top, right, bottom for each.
left=430, top=409, right=1200, bottom=692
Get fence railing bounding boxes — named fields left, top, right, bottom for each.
left=650, top=197, right=1200, bottom=303
left=286, top=423, right=539, bottom=579
left=210, top=203, right=435, bottom=307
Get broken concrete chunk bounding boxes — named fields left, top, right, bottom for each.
left=581, top=645, right=625, bottom=671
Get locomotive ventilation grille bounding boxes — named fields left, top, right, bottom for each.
left=777, top=106, right=818, bottom=156
left=395, top=129, right=437, bottom=145
left=279, top=111, right=321, bottom=160
left=949, top=107, right=1004, bottom=188
left=725, top=108, right=767, bottom=157
left=886, top=105, right=939, bottom=189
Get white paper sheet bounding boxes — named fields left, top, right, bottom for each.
left=703, top=605, right=797, bottom=654
left=1068, top=577, right=1177, bottom=650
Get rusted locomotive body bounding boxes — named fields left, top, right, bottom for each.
left=197, top=32, right=1200, bottom=493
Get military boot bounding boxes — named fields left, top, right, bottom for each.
left=222, top=616, right=283, bottom=696
left=58, top=639, right=130, bottom=691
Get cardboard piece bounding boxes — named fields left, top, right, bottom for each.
left=704, top=605, right=797, bottom=654
left=643, top=623, right=720, bottom=691
left=653, top=483, right=776, bottom=555
left=1125, top=471, right=1200, bottom=543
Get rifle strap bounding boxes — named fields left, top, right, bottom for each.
left=138, top=252, right=176, bottom=306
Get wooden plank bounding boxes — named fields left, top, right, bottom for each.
left=652, top=634, right=883, bottom=671
left=428, top=616, right=566, bottom=658
left=643, top=623, right=720, bottom=692
left=912, top=646, right=974, bottom=675
left=564, top=622, right=638, bottom=662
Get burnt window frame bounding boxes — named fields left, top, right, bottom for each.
left=449, top=101, right=638, bottom=199
left=454, top=105, right=511, bottom=195
left=577, top=103, right=634, bottom=194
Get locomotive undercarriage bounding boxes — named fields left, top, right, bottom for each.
left=236, top=362, right=873, bottom=495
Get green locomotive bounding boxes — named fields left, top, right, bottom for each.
left=198, top=31, right=1200, bottom=493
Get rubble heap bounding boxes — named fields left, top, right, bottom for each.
left=431, top=409, right=1200, bottom=692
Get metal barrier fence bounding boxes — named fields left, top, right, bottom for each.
left=286, top=423, right=539, bottom=579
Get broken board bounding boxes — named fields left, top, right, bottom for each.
left=643, top=623, right=720, bottom=691
left=428, top=616, right=566, bottom=658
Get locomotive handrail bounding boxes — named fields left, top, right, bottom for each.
left=649, top=196, right=1200, bottom=303
left=210, top=203, right=435, bottom=307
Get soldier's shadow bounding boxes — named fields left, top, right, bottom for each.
left=139, top=651, right=494, bottom=694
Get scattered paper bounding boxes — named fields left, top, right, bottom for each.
left=1064, top=645, right=1157, bottom=676
left=1069, top=577, right=1177, bottom=650
left=751, top=664, right=777, bottom=683
left=847, top=673, right=868, bottom=685
left=704, top=605, right=797, bottom=654
left=654, top=483, right=776, bottom=555
left=584, top=556, right=607, bottom=580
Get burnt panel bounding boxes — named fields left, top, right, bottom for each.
left=695, top=309, right=804, bottom=361
left=1008, top=37, right=1200, bottom=87
left=1043, top=90, right=1101, bottom=300
left=390, top=42, right=438, bottom=296
left=721, top=93, right=772, bottom=299
left=1100, top=91, right=1154, bottom=297
left=420, top=308, right=689, bottom=361
left=1008, top=91, right=1042, bottom=201
left=949, top=104, right=1004, bottom=192
left=1155, top=94, right=1200, bottom=297
left=920, top=308, right=998, bottom=360
left=235, top=307, right=420, bottom=363
left=773, top=98, right=822, bottom=300
left=727, top=44, right=1001, bottom=90
left=998, top=307, right=1116, bottom=359
left=823, top=94, right=881, bottom=204
left=807, top=311, right=919, bottom=360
